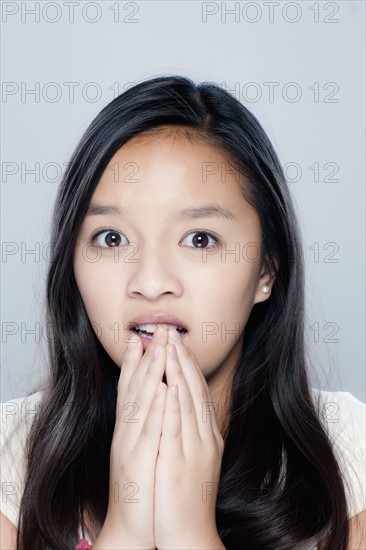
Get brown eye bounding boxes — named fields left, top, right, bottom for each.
left=182, top=231, right=218, bottom=249
left=105, top=232, right=121, bottom=247
left=193, top=232, right=209, bottom=248
left=92, top=230, right=126, bottom=248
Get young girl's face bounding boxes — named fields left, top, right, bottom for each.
left=73, top=130, right=272, bottom=398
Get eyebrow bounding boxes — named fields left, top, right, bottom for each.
left=86, top=203, right=237, bottom=221
left=86, top=204, right=122, bottom=217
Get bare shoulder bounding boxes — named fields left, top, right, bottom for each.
left=0, top=511, right=17, bottom=550
left=348, top=509, right=366, bottom=550
left=317, top=510, right=366, bottom=550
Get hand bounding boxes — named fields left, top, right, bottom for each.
left=154, top=328, right=225, bottom=550
left=99, top=331, right=167, bottom=550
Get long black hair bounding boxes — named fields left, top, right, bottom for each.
left=17, top=75, right=349, bottom=549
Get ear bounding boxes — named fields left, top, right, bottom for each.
left=253, top=257, right=276, bottom=305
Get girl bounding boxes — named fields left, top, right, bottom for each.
left=1, top=75, right=365, bottom=549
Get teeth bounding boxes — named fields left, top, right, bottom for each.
left=134, top=323, right=180, bottom=333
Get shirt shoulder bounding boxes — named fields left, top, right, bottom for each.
left=0, top=390, right=44, bottom=528
left=310, top=387, right=366, bottom=519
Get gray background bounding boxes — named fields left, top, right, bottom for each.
left=1, top=1, right=365, bottom=402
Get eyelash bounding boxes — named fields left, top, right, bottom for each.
left=90, top=228, right=220, bottom=250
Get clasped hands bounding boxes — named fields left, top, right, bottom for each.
left=103, top=325, right=225, bottom=550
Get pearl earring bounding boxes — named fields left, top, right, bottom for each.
left=261, top=285, right=270, bottom=294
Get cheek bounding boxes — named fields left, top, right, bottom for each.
left=191, top=263, right=259, bottom=325
left=74, top=256, right=98, bottom=315
left=73, top=256, right=122, bottom=330
left=187, top=263, right=259, bottom=360
left=73, top=257, right=128, bottom=366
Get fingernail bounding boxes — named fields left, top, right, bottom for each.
left=171, top=384, right=178, bottom=400
left=128, top=334, right=139, bottom=350
left=168, top=328, right=181, bottom=343
left=153, top=325, right=164, bottom=342
left=168, top=344, right=178, bottom=360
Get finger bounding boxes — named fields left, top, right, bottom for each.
left=117, top=344, right=167, bottom=449
left=135, top=380, right=167, bottom=457
left=159, top=384, right=183, bottom=458
left=154, top=324, right=169, bottom=345
left=118, top=328, right=162, bottom=406
left=169, top=332, right=221, bottom=444
left=165, top=339, right=201, bottom=448
left=117, top=331, right=145, bottom=401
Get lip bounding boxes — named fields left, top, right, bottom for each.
left=128, top=313, right=188, bottom=352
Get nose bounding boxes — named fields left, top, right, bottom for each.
left=125, top=244, right=183, bottom=300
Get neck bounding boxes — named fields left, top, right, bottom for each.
left=206, top=337, right=243, bottom=440
left=207, top=369, right=234, bottom=441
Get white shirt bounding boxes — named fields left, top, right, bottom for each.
left=1, top=388, right=365, bottom=547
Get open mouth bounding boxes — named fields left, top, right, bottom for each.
left=131, top=325, right=188, bottom=338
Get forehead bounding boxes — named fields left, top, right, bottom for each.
left=93, top=130, right=249, bottom=206
left=82, top=132, right=262, bottom=239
